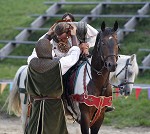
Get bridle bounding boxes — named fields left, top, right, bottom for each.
left=82, top=31, right=119, bottom=76
left=84, top=31, right=119, bottom=95
left=92, top=31, right=118, bottom=74
left=113, top=58, right=134, bottom=94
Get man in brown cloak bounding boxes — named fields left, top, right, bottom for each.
left=25, top=38, right=68, bottom=134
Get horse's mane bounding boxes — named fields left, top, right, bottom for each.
left=132, top=54, right=139, bottom=77
left=95, top=32, right=101, bottom=45
left=109, top=54, right=139, bottom=84
left=120, top=54, right=139, bottom=77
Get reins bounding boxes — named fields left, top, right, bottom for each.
left=84, top=56, right=104, bottom=76
left=81, top=57, right=112, bottom=126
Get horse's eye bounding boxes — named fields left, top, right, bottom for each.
left=128, top=71, right=133, bottom=76
left=101, top=42, right=105, bottom=45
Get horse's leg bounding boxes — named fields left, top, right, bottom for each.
left=20, top=93, right=28, bottom=131
left=79, top=104, right=90, bottom=134
left=90, top=113, right=105, bottom=134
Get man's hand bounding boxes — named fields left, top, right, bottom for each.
left=47, top=23, right=57, bottom=35
left=79, top=43, right=89, bottom=55
left=44, top=23, right=57, bottom=41
left=70, top=24, right=77, bottom=36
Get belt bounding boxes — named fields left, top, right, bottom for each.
left=31, top=96, right=61, bottom=101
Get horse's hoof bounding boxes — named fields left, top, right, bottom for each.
left=105, top=106, right=115, bottom=112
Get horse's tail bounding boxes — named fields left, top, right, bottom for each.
left=7, top=66, right=27, bottom=117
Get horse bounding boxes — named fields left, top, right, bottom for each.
left=110, top=54, right=139, bottom=96
left=72, top=21, right=119, bottom=134
left=7, top=53, right=138, bottom=130
left=7, top=21, right=125, bottom=133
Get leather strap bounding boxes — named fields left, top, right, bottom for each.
left=71, top=94, right=112, bottom=126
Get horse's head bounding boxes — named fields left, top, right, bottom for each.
left=116, top=54, right=139, bottom=96
left=94, top=21, right=119, bottom=72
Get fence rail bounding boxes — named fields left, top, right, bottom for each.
left=30, top=14, right=150, bottom=18
left=0, top=40, right=36, bottom=45
left=0, top=55, right=28, bottom=59
left=44, top=1, right=149, bottom=5
left=139, top=48, right=150, bottom=52
left=0, top=1, right=149, bottom=63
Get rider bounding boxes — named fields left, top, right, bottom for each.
left=61, top=12, right=75, bottom=22
left=27, top=14, right=98, bottom=64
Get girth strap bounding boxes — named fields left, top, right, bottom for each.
left=19, top=88, right=28, bottom=104
left=71, top=94, right=112, bottom=126
left=17, top=66, right=28, bottom=104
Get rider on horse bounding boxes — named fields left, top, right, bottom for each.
left=27, top=21, right=98, bottom=63
left=27, top=21, right=114, bottom=112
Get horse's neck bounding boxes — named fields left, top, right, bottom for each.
left=91, top=54, right=110, bottom=89
left=91, top=52, right=103, bottom=71
left=91, top=52, right=109, bottom=74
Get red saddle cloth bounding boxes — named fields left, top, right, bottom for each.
left=71, top=94, right=112, bottom=109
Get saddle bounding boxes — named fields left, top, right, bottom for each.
left=62, top=56, right=87, bottom=121
left=63, top=57, right=86, bottom=96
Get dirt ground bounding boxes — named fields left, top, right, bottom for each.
left=0, top=114, right=150, bottom=134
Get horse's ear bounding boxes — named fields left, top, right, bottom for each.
left=113, top=21, right=118, bottom=31
left=130, top=54, right=136, bottom=62
left=101, top=21, right=105, bottom=32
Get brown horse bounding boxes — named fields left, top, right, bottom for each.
left=65, top=21, right=119, bottom=134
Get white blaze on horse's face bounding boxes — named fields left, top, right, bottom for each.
left=109, top=36, right=113, bottom=40
left=104, top=35, right=118, bottom=72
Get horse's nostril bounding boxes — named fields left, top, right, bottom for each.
left=108, top=63, right=111, bottom=67
left=125, top=91, right=130, bottom=96
left=108, top=62, right=114, bottom=67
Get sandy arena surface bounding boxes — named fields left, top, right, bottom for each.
left=0, top=114, right=150, bottom=134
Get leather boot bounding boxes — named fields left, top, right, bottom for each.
left=105, top=106, right=115, bottom=112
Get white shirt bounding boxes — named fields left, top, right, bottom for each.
left=59, top=46, right=80, bottom=75
left=86, top=24, right=98, bottom=47
left=27, top=23, right=98, bottom=74
left=27, top=46, right=80, bottom=75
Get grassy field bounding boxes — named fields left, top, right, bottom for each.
left=0, top=0, right=150, bottom=128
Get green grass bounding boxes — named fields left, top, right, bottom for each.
left=104, top=90, right=150, bottom=128
left=0, top=0, right=48, bottom=78
left=0, top=0, right=48, bottom=40
left=0, top=0, right=150, bottom=128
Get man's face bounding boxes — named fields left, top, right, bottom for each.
left=63, top=15, right=72, bottom=22
left=57, top=32, right=69, bottom=42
